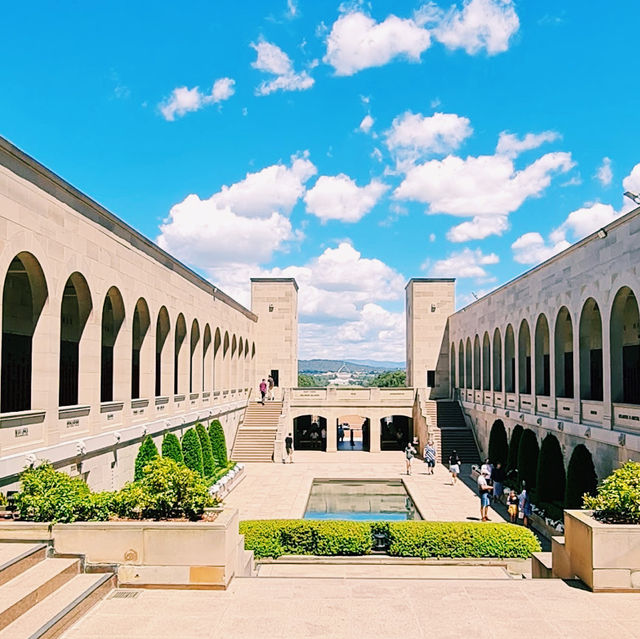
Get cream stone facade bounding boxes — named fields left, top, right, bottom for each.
left=0, top=136, right=298, bottom=490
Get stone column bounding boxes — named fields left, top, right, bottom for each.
left=326, top=415, right=337, bottom=452
left=601, top=308, right=612, bottom=429
left=369, top=416, right=381, bottom=453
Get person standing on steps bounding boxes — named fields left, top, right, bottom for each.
left=267, top=375, right=275, bottom=401
left=449, top=450, right=461, bottom=485
left=285, top=432, right=294, bottom=464
left=259, top=379, right=267, bottom=404
left=424, top=440, right=437, bottom=475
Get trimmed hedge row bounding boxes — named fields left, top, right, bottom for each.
left=240, top=519, right=541, bottom=559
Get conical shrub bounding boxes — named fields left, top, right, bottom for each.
left=209, top=419, right=228, bottom=467
left=161, top=432, right=183, bottom=465
left=196, top=423, right=215, bottom=477
left=507, top=424, right=523, bottom=474
left=517, top=428, right=539, bottom=491
left=181, top=428, right=204, bottom=476
left=565, top=444, right=597, bottom=508
left=134, top=435, right=159, bottom=481
left=536, top=433, right=566, bottom=504
left=488, top=420, right=508, bottom=466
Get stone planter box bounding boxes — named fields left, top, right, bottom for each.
left=562, top=509, right=640, bottom=592
left=0, top=508, right=247, bottom=589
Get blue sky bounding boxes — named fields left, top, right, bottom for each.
left=2, top=0, right=639, bottom=361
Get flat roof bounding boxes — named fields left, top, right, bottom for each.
left=251, top=277, right=299, bottom=291
left=405, top=278, right=455, bottom=288
left=0, top=135, right=258, bottom=321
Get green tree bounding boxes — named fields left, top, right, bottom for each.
left=369, top=370, right=406, bottom=387
left=507, top=424, right=523, bottom=474
left=535, top=433, right=566, bottom=504
left=517, top=429, right=539, bottom=491
left=208, top=419, right=228, bottom=467
left=196, top=422, right=215, bottom=477
left=134, top=435, right=159, bottom=481
left=565, top=444, right=598, bottom=509
left=181, top=428, right=204, bottom=476
left=161, top=433, right=183, bottom=465
left=298, top=373, right=317, bottom=387
left=488, top=420, right=508, bottom=465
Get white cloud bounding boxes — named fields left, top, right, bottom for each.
left=511, top=232, right=570, bottom=265
left=496, top=130, right=560, bottom=158
left=595, top=157, right=613, bottom=187
left=359, top=114, right=375, bottom=134
left=304, top=174, right=388, bottom=222
left=447, top=215, right=509, bottom=241
left=434, top=0, right=520, bottom=55
left=385, top=112, right=473, bottom=161
left=395, top=151, right=574, bottom=217
left=251, top=40, right=314, bottom=95
left=159, top=78, right=235, bottom=121
left=430, top=248, right=499, bottom=280
left=550, top=203, right=621, bottom=244
left=286, top=0, right=298, bottom=19
left=323, top=10, right=431, bottom=76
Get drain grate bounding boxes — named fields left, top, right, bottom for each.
left=109, top=590, right=141, bottom=599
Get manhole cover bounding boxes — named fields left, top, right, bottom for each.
left=109, top=590, right=141, bottom=599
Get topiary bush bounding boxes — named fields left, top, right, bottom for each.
left=208, top=419, right=228, bottom=467
left=565, top=444, right=598, bottom=509
left=582, top=460, right=640, bottom=524
left=517, top=428, right=539, bottom=491
left=386, top=521, right=540, bottom=558
left=488, top=420, right=508, bottom=466
left=181, top=428, right=204, bottom=476
left=161, top=432, right=183, bottom=465
left=196, top=423, right=215, bottom=477
left=134, top=435, right=159, bottom=481
left=535, top=433, right=566, bottom=505
left=15, top=463, right=110, bottom=523
left=507, top=424, right=523, bottom=475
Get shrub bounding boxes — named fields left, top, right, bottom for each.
left=196, top=423, right=215, bottom=477
left=565, top=444, right=598, bottom=509
left=15, top=463, right=110, bottom=523
left=112, top=457, right=213, bottom=521
left=535, top=433, right=566, bottom=505
left=507, top=424, right=523, bottom=474
left=208, top=419, right=228, bottom=467
left=161, top=433, right=183, bottom=464
left=239, top=520, right=372, bottom=559
left=134, top=435, right=159, bottom=481
left=517, top=429, right=539, bottom=491
left=386, top=521, right=540, bottom=559
left=583, top=461, right=640, bottom=524
left=488, top=420, right=508, bottom=466
left=181, top=428, right=204, bottom=476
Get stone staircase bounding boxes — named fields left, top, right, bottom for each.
left=232, top=401, right=283, bottom=462
left=435, top=400, right=481, bottom=466
left=0, top=541, right=113, bottom=639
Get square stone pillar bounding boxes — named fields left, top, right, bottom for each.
left=369, top=417, right=381, bottom=453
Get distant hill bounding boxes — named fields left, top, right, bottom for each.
left=299, top=359, right=404, bottom=373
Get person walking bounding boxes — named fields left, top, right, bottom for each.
left=284, top=432, right=294, bottom=464
left=448, top=450, right=461, bottom=484
left=518, top=483, right=532, bottom=527
left=477, top=469, right=492, bottom=521
left=423, top=440, right=437, bottom=475
left=349, top=427, right=354, bottom=448
left=267, top=375, right=275, bottom=401
left=404, top=442, right=417, bottom=475
left=491, top=462, right=505, bottom=503
left=338, top=424, right=344, bottom=443
left=259, top=379, right=267, bottom=404
left=507, top=490, right=519, bottom=523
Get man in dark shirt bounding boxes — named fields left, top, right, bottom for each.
left=491, top=462, right=505, bottom=503
left=285, top=432, right=293, bottom=464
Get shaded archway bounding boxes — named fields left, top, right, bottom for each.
left=482, top=332, right=490, bottom=391
left=202, top=324, right=212, bottom=392
left=131, top=298, right=150, bottom=400
left=381, top=415, right=412, bottom=451
left=59, top=273, right=92, bottom=406
left=189, top=319, right=200, bottom=393
left=338, top=414, right=370, bottom=451
left=488, top=419, right=508, bottom=466
left=610, top=286, right=640, bottom=404
left=473, top=335, right=480, bottom=390
left=492, top=328, right=502, bottom=391
left=518, top=319, right=531, bottom=394
left=213, top=327, right=222, bottom=389
left=579, top=298, right=603, bottom=401
left=100, top=286, right=125, bottom=402
left=458, top=339, right=464, bottom=388
left=534, top=314, right=550, bottom=396
left=174, top=314, right=187, bottom=395
left=505, top=324, right=515, bottom=393
left=1, top=253, right=48, bottom=412
left=293, top=415, right=328, bottom=450
left=465, top=337, right=472, bottom=389
left=554, top=306, right=574, bottom=398
left=450, top=343, right=456, bottom=395
left=155, top=307, right=170, bottom=397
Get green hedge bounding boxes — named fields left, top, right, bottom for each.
left=583, top=460, right=640, bottom=524
left=208, top=419, right=228, bottom=467
left=161, top=433, right=183, bottom=465
left=239, top=520, right=372, bottom=559
left=386, top=521, right=540, bottom=558
left=134, top=435, right=159, bottom=481
left=239, top=519, right=540, bottom=560
left=196, top=423, right=215, bottom=477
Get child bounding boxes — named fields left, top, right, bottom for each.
left=507, top=489, right=518, bottom=523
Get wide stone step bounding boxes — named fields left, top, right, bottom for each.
left=0, top=558, right=79, bottom=631
left=0, top=573, right=113, bottom=639
left=0, top=544, right=48, bottom=588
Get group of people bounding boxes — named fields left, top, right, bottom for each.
left=258, top=376, right=275, bottom=404
left=403, top=440, right=437, bottom=475
left=476, top=458, right=531, bottom=525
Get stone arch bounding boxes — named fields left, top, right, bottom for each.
left=450, top=342, right=456, bottom=394
left=554, top=306, right=574, bottom=398
left=505, top=324, right=515, bottom=393
left=579, top=298, right=603, bottom=401
left=155, top=306, right=170, bottom=396
left=1, top=253, right=48, bottom=412
left=131, top=297, right=150, bottom=400
left=518, top=319, right=531, bottom=394
left=59, top=272, right=92, bottom=407
left=380, top=414, right=412, bottom=451
left=174, top=313, right=187, bottom=395
left=100, top=286, right=125, bottom=402
left=534, top=314, right=550, bottom=396
left=492, top=328, right=502, bottom=392
left=610, top=286, right=640, bottom=404
left=213, top=327, right=222, bottom=390
left=482, top=331, right=490, bottom=391
left=202, top=324, right=212, bottom=392
left=465, top=337, right=472, bottom=389
left=473, top=335, right=480, bottom=390
left=189, top=319, right=200, bottom=394
left=458, top=339, right=465, bottom=388
left=294, top=414, right=329, bottom=451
